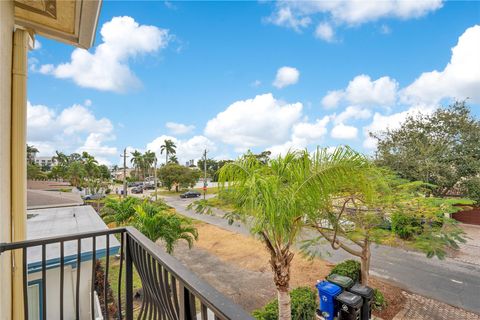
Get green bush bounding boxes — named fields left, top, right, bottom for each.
left=252, top=287, right=317, bottom=320
left=372, top=289, right=387, bottom=311
left=391, top=212, right=422, bottom=240
left=329, top=260, right=361, bottom=283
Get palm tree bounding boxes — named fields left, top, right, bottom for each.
left=143, top=150, right=157, bottom=178
left=134, top=201, right=198, bottom=254
left=101, top=197, right=141, bottom=226
left=218, top=147, right=369, bottom=320
left=130, top=150, right=144, bottom=180
left=160, top=139, right=176, bottom=165
left=26, top=145, right=39, bottom=164
left=168, top=155, right=179, bottom=164
left=67, top=161, right=86, bottom=188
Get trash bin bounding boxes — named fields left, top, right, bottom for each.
left=326, top=274, right=354, bottom=289
left=336, top=291, right=363, bottom=320
left=348, top=283, right=374, bottom=320
left=315, top=281, right=342, bottom=320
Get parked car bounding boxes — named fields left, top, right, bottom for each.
left=180, top=190, right=201, bottom=198
left=131, top=186, right=143, bottom=194
left=128, top=182, right=142, bottom=188
left=82, top=193, right=105, bottom=201
left=143, top=181, right=156, bottom=190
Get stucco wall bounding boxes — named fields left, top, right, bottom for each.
left=0, top=1, right=14, bottom=319
left=28, top=261, right=94, bottom=320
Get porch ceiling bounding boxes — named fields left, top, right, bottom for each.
left=14, top=0, right=101, bottom=49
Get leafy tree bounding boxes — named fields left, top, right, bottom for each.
left=372, top=101, right=480, bottom=196
left=197, top=158, right=233, bottom=181
left=160, top=139, right=176, bottom=165
left=157, top=164, right=200, bottom=191
left=101, top=197, right=142, bottom=225
left=98, top=164, right=111, bottom=180
left=305, top=173, right=467, bottom=285
left=27, top=163, right=45, bottom=180
left=219, top=147, right=368, bottom=320
left=67, top=161, right=86, bottom=188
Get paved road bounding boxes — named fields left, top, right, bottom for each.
left=162, top=194, right=480, bottom=315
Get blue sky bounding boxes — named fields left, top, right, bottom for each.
left=27, top=1, right=480, bottom=165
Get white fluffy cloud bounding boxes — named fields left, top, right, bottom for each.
left=315, top=22, right=335, bottom=42
left=321, top=90, right=344, bottom=109
left=205, top=93, right=303, bottom=151
left=317, top=25, right=480, bottom=149
left=265, top=6, right=311, bottom=32
left=331, top=123, right=358, bottom=140
left=334, top=106, right=372, bottom=124
left=267, top=0, right=443, bottom=40
left=27, top=101, right=117, bottom=163
left=268, top=116, right=330, bottom=156
left=321, top=75, right=398, bottom=109
left=40, top=16, right=170, bottom=92
left=146, top=135, right=216, bottom=164
left=165, top=122, right=195, bottom=135
left=273, top=66, right=300, bottom=88
left=362, top=105, right=433, bottom=149
left=401, top=24, right=480, bottom=105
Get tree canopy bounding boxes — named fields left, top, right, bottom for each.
left=372, top=101, right=480, bottom=197
left=157, top=164, right=201, bottom=191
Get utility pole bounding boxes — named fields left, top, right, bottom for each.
left=154, top=157, right=158, bottom=201
left=203, top=149, right=207, bottom=200
left=120, top=148, right=129, bottom=198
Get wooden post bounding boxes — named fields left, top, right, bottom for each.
left=11, top=28, right=30, bottom=320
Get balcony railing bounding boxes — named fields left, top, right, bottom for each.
left=0, top=226, right=253, bottom=320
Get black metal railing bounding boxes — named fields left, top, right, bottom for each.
left=0, top=226, right=253, bottom=320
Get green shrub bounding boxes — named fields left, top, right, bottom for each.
left=329, top=260, right=361, bottom=283
left=252, top=287, right=317, bottom=320
left=391, top=212, right=422, bottom=240
left=372, top=289, right=387, bottom=311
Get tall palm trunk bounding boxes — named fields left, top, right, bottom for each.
left=166, top=151, right=169, bottom=165
left=267, top=242, right=294, bottom=320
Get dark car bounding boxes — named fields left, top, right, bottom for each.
left=180, top=191, right=201, bottom=198
left=131, top=186, right=143, bottom=194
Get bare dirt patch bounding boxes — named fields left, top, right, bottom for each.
left=188, top=222, right=406, bottom=319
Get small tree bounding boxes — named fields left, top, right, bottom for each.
left=305, top=173, right=466, bottom=285
left=134, top=201, right=198, bottom=254
left=219, top=147, right=369, bottom=320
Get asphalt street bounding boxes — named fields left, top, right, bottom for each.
left=162, top=194, right=480, bottom=315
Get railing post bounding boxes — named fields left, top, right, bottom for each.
left=179, top=283, right=193, bottom=320
left=125, top=233, right=134, bottom=319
